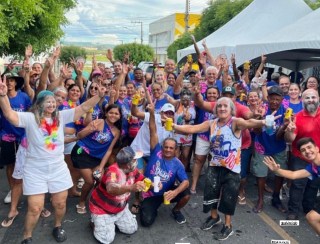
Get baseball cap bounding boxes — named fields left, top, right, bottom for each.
left=160, top=103, right=175, bottom=113
left=268, top=85, right=283, bottom=96
left=222, top=86, right=235, bottom=95
left=116, top=146, right=143, bottom=165
left=92, top=70, right=102, bottom=77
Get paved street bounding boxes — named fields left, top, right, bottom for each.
left=0, top=169, right=319, bottom=244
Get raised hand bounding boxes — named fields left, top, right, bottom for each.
left=45, top=57, right=54, bottom=68
left=52, top=46, right=61, bottom=60
left=106, top=49, right=113, bottom=62
left=146, top=103, right=155, bottom=114
left=263, top=156, right=280, bottom=172
left=182, top=62, right=189, bottom=74
left=190, top=34, right=196, bottom=43
left=25, top=44, right=33, bottom=60
left=22, top=60, right=30, bottom=73
left=202, top=39, right=207, bottom=48
left=285, top=116, right=296, bottom=133
left=92, top=53, right=97, bottom=69
left=123, top=51, right=130, bottom=64
left=231, top=53, right=236, bottom=65
left=0, top=75, right=8, bottom=96
left=261, top=54, right=267, bottom=64
left=60, top=63, right=69, bottom=79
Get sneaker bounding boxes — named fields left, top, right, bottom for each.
left=171, top=210, right=186, bottom=224
left=214, top=224, right=234, bottom=241
left=200, top=215, right=221, bottom=230
left=4, top=190, right=11, bottom=204
left=52, top=226, right=67, bottom=242
left=21, top=237, right=32, bottom=244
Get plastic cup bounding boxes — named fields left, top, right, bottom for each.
left=163, top=195, right=170, bottom=205
left=165, top=118, right=173, bottom=131
left=285, top=108, right=293, bottom=120
left=265, top=115, right=274, bottom=135
left=143, top=178, right=152, bottom=192
left=153, top=176, right=160, bottom=193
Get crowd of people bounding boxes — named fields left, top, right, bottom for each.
left=0, top=40, right=320, bottom=244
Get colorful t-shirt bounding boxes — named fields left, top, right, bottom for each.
left=174, top=102, right=196, bottom=144
left=89, top=163, right=144, bottom=215
left=77, top=121, right=114, bottom=159
left=305, top=164, right=320, bottom=180
left=209, top=118, right=241, bottom=173
left=143, top=144, right=188, bottom=198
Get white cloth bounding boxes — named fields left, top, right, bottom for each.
left=91, top=204, right=137, bottom=244
left=17, top=109, right=75, bottom=194
left=12, top=145, right=26, bottom=180
left=130, top=113, right=173, bottom=157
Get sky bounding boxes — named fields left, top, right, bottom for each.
left=62, top=0, right=209, bottom=45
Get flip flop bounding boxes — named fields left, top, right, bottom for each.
left=252, top=205, right=263, bottom=213
left=131, top=204, right=140, bottom=214
left=1, top=214, right=18, bottom=228
left=41, top=208, right=51, bottom=218
left=238, top=196, right=246, bottom=205
left=76, top=204, right=87, bottom=214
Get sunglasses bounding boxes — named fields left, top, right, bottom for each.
left=164, top=111, right=174, bottom=116
left=90, top=86, right=98, bottom=91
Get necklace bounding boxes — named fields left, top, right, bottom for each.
left=40, top=118, right=58, bottom=150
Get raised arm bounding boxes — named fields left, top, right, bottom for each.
left=22, top=60, right=35, bottom=101
left=255, top=54, right=266, bottom=78
left=148, top=103, right=158, bottom=151
left=193, top=86, right=214, bottom=112
left=173, top=120, right=210, bottom=134
left=263, top=156, right=310, bottom=180
left=74, top=85, right=105, bottom=121
left=231, top=54, right=240, bottom=82
left=0, top=76, right=19, bottom=126
left=202, top=39, right=215, bottom=66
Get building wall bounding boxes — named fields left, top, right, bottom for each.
left=149, top=13, right=201, bottom=64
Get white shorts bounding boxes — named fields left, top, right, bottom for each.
left=91, top=204, right=137, bottom=244
left=195, top=136, right=210, bottom=156
left=12, top=145, right=26, bottom=180
left=23, top=161, right=73, bottom=195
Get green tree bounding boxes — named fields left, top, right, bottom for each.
left=60, top=46, right=87, bottom=64
left=113, top=43, right=154, bottom=65
left=305, top=0, right=320, bottom=9
left=167, top=32, right=193, bottom=61
left=167, top=0, right=253, bottom=62
left=0, top=0, right=76, bottom=55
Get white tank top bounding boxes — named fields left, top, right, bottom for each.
left=209, top=117, right=241, bottom=173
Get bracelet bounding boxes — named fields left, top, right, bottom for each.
left=0, top=94, right=7, bottom=97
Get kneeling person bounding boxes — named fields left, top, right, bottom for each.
left=140, top=103, right=190, bottom=227
left=89, top=146, right=145, bottom=244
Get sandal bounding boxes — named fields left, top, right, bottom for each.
left=76, top=204, right=87, bottom=214
left=252, top=205, right=263, bottom=213
left=41, top=208, right=51, bottom=218
left=272, top=201, right=287, bottom=213
left=131, top=204, right=140, bottom=214
left=190, top=189, right=197, bottom=195
left=238, top=196, right=246, bottom=205
left=52, top=226, right=67, bottom=242
left=1, top=214, right=18, bottom=228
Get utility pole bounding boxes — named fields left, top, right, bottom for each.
left=185, top=0, right=190, bottom=33
left=132, top=21, right=143, bottom=44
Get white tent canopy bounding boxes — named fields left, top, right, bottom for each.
left=236, top=8, right=320, bottom=70
left=177, top=0, right=311, bottom=63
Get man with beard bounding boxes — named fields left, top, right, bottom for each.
left=284, top=89, right=320, bottom=220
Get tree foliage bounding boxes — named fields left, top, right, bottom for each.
left=305, top=0, right=320, bottom=10
left=0, top=0, right=76, bottom=56
left=60, top=46, right=87, bottom=64
left=167, top=0, right=253, bottom=62
left=113, top=43, right=154, bottom=65
left=167, top=32, right=193, bottom=61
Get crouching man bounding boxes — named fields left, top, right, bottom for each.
left=89, top=146, right=145, bottom=244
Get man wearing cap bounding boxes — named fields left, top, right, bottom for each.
left=0, top=73, right=31, bottom=205
left=251, top=85, right=288, bottom=213
left=89, top=146, right=146, bottom=244
left=140, top=104, right=190, bottom=226
left=131, top=102, right=175, bottom=159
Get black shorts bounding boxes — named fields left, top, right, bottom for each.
left=0, top=141, right=19, bottom=166
left=71, top=144, right=101, bottom=169
left=203, top=166, right=240, bottom=216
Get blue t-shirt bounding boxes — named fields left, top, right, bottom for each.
left=267, top=80, right=278, bottom=87
left=77, top=121, right=114, bottom=159
left=0, top=91, right=32, bottom=141
left=144, top=144, right=188, bottom=197
left=154, top=97, right=169, bottom=114
left=305, top=164, right=320, bottom=180
left=289, top=101, right=303, bottom=114
left=255, top=105, right=286, bottom=155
